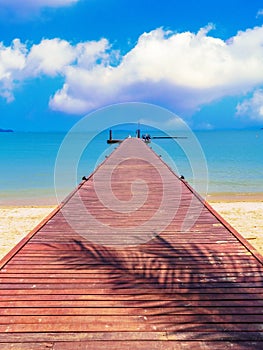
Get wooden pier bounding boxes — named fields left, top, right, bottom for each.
left=0, top=138, right=263, bottom=349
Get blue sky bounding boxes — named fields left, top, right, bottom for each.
left=0, top=0, right=263, bottom=131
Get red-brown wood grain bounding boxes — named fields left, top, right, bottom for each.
left=0, top=138, right=263, bottom=349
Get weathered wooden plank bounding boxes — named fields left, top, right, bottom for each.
left=0, top=331, right=262, bottom=342
left=1, top=286, right=263, bottom=295
left=0, top=343, right=53, bottom=350
left=0, top=340, right=260, bottom=350
left=5, top=257, right=258, bottom=267
left=52, top=340, right=263, bottom=350
left=1, top=281, right=263, bottom=290
left=75, top=341, right=263, bottom=350
left=0, top=341, right=252, bottom=350
left=1, top=306, right=263, bottom=316
left=9, top=250, right=252, bottom=259
left=1, top=294, right=263, bottom=304
left=0, top=340, right=262, bottom=350
left=19, top=244, right=249, bottom=253
left=2, top=258, right=260, bottom=274
left=1, top=274, right=263, bottom=284
left=0, top=280, right=262, bottom=294
left=0, top=251, right=258, bottom=260
left=11, top=246, right=250, bottom=256
left=0, top=320, right=263, bottom=333
left=2, top=269, right=262, bottom=278
left=0, top=331, right=168, bottom=342
left=1, top=314, right=263, bottom=326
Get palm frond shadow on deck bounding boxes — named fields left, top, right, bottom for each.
left=50, top=233, right=263, bottom=347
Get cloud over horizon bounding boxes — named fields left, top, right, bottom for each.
left=1, top=25, right=263, bottom=121
left=236, top=89, right=263, bottom=121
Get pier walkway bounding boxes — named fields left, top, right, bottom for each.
left=0, top=138, right=263, bottom=349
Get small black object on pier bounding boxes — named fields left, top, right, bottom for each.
left=107, top=129, right=122, bottom=144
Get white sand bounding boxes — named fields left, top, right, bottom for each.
left=0, top=202, right=262, bottom=261
left=210, top=202, right=263, bottom=254
left=0, top=206, right=56, bottom=260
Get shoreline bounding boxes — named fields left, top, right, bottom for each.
left=0, top=198, right=262, bottom=262
left=206, top=192, right=263, bottom=203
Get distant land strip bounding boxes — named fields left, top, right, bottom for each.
left=0, top=128, right=14, bottom=132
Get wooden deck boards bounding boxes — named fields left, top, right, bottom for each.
left=0, top=137, right=263, bottom=349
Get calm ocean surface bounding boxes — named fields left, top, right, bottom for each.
left=0, top=129, right=262, bottom=205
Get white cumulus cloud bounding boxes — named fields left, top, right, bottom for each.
left=236, top=90, right=263, bottom=121
left=2, top=25, right=263, bottom=122
left=26, top=39, right=77, bottom=77
left=0, top=37, right=112, bottom=102
left=49, top=25, right=263, bottom=116
left=0, top=39, right=27, bottom=102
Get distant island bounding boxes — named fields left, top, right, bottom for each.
left=0, top=128, right=14, bottom=132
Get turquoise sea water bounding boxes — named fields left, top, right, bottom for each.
left=0, top=129, right=262, bottom=205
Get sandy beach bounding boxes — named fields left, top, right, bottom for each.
left=0, top=201, right=262, bottom=261
left=0, top=206, right=56, bottom=260
left=211, top=201, right=263, bottom=255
